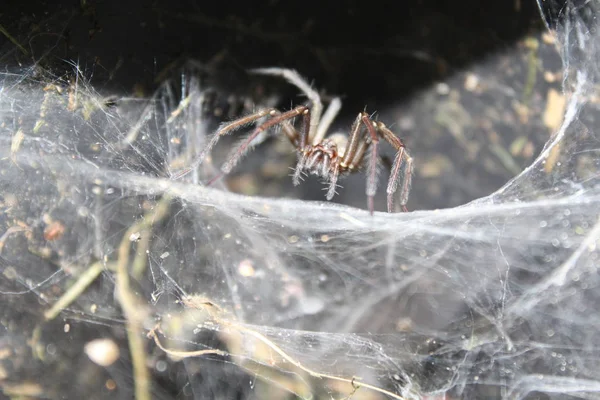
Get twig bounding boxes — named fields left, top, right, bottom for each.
left=228, top=322, right=406, bottom=400
left=0, top=225, right=30, bottom=255
left=153, top=300, right=407, bottom=400
left=43, top=261, right=109, bottom=321
left=115, top=196, right=172, bottom=400
left=0, top=24, right=29, bottom=55
left=131, top=230, right=152, bottom=280
left=148, top=325, right=226, bottom=359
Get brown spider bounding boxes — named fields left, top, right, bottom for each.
left=173, top=68, right=414, bottom=214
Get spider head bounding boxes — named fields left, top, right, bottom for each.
left=301, top=140, right=342, bottom=180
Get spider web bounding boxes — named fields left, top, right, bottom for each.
left=1, top=1, right=600, bottom=399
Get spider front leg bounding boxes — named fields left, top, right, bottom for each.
left=220, top=105, right=310, bottom=174
left=250, top=67, right=322, bottom=142
left=343, top=114, right=413, bottom=214
left=376, top=122, right=414, bottom=213
left=337, top=112, right=380, bottom=215
left=172, top=108, right=276, bottom=180
left=360, top=113, right=382, bottom=215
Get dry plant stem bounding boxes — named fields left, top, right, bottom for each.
left=234, top=354, right=313, bottom=399
left=116, top=196, right=172, bottom=400
left=227, top=322, right=406, bottom=400
left=132, top=230, right=152, bottom=280
left=0, top=225, right=30, bottom=254
left=43, top=261, right=111, bottom=321
left=118, top=95, right=158, bottom=149
left=152, top=304, right=406, bottom=400
left=148, top=325, right=226, bottom=359
left=0, top=24, right=29, bottom=55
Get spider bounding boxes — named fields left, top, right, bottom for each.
left=173, top=68, right=414, bottom=214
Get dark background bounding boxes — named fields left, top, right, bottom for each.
left=2, top=0, right=545, bottom=110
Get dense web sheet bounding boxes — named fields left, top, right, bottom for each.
left=1, top=1, right=600, bottom=399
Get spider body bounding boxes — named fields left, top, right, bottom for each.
left=299, top=138, right=344, bottom=192
left=303, top=141, right=341, bottom=177
left=174, top=68, right=414, bottom=214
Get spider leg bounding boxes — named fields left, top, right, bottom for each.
left=347, top=139, right=370, bottom=170
left=204, top=112, right=305, bottom=188
left=376, top=122, right=414, bottom=213
left=250, top=68, right=322, bottom=142
left=313, top=97, right=342, bottom=145
left=292, top=155, right=307, bottom=186
left=297, top=105, right=312, bottom=149
left=340, top=113, right=366, bottom=168
left=325, top=164, right=339, bottom=200
left=360, top=113, right=381, bottom=216
left=290, top=106, right=312, bottom=186
left=221, top=105, right=309, bottom=174
left=172, top=108, right=275, bottom=180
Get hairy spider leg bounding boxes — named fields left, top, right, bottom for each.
left=360, top=113, right=381, bottom=216
left=313, top=97, right=342, bottom=144
left=347, top=140, right=370, bottom=170
left=285, top=108, right=310, bottom=186
left=340, top=113, right=366, bottom=168
left=297, top=105, right=312, bottom=149
left=221, top=105, right=309, bottom=174
left=292, top=108, right=312, bottom=185
left=205, top=106, right=309, bottom=188
left=250, top=68, right=323, bottom=142
left=171, top=108, right=275, bottom=180
left=325, top=163, right=340, bottom=200
left=377, top=123, right=414, bottom=213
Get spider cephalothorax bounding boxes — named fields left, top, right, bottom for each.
left=174, top=68, right=414, bottom=214
left=295, top=137, right=344, bottom=195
